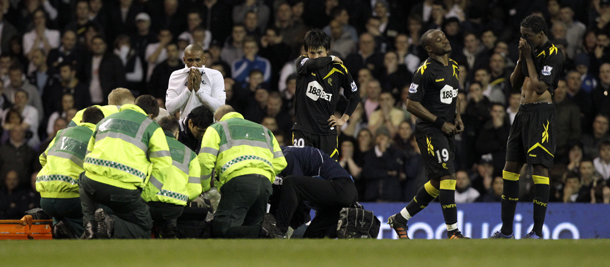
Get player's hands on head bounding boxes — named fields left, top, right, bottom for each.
left=441, top=122, right=457, bottom=136
left=328, top=115, right=347, bottom=127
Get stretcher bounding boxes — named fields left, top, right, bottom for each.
left=0, top=215, right=53, bottom=240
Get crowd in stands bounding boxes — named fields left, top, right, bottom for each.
left=1, top=0, right=610, bottom=219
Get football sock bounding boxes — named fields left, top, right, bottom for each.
left=501, top=170, right=520, bottom=235
left=439, top=179, right=457, bottom=227
left=532, top=175, right=550, bottom=237
left=399, top=181, right=439, bottom=224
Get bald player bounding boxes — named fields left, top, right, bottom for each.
left=387, top=29, right=468, bottom=239
left=68, top=88, right=135, bottom=127
left=166, top=44, right=225, bottom=123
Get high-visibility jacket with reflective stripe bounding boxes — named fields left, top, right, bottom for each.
left=36, top=122, right=96, bottom=198
left=84, top=104, right=172, bottom=190
left=198, top=112, right=286, bottom=191
left=68, top=105, right=120, bottom=127
left=141, top=131, right=201, bottom=205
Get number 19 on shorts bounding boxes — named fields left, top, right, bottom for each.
left=436, top=148, right=449, bottom=163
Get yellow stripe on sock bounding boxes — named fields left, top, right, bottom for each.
left=532, top=175, right=550, bottom=185
left=503, top=170, right=520, bottom=181
left=424, top=181, right=440, bottom=197
left=439, top=179, right=456, bottom=190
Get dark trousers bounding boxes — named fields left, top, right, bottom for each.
left=276, top=176, right=358, bottom=238
left=212, top=174, right=272, bottom=238
left=40, top=197, right=84, bottom=237
left=79, top=174, right=153, bottom=239
left=147, top=201, right=184, bottom=237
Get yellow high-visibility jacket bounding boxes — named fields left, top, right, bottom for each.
left=198, top=112, right=286, bottom=191
left=142, top=131, right=202, bottom=205
left=84, top=104, right=172, bottom=190
left=68, top=105, right=120, bottom=127
left=36, top=122, right=96, bottom=198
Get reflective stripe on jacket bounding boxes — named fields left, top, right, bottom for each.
left=84, top=104, right=172, bottom=190
left=198, top=112, right=286, bottom=191
left=36, top=122, right=96, bottom=198
left=141, top=131, right=202, bottom=205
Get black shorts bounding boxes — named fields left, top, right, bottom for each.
left=415, top=124, right=455, bottom=179
left=292, top=130, right=339, bottom=160
left=505, top=103, right=556, bottom=169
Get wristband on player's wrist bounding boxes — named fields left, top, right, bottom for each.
left=434, top=117, right=446, bottom=128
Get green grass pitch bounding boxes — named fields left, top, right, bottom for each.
left=1, top=239, right=607, bottom=267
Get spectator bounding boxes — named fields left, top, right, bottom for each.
left=45, top=93, right=73, bottom=137
left=1, top=109, right=25, bottom=144
left=562, top=172, right=584, bottom=203
left=106, top=0, right=142, bottom=43
left=200, top=0, right=233, bottom=45
left=23, top=9, right=60, bottom=57
left=27, top=49, right=53, bottom=98
left=0, top=2, right=18, bottom=57
left=232, top=0, right=270, bottom=32
left=361, top=127, right=403, bottom=202
left=231, top=37, right=271, bottom=87
left=259, top=27, right=292, bottom=92
left=556, top=78, right=583, bottom=158
left=373, top=0, right=402, bottom=48
left=328, top=19, right=356, bottom=59
left=594, top=140, right=610, bottom=181
left=179, top=11, right=212, bottom=50
left=85, top=36, right=126, bottom=105
left=579, top=159, right=601, bottom=202
left=65, top=0, right=100, bottom=46
left=559, top=5, right=586, bottom=59
left=339, top=139, right=362, bottom=180
left=322, top=6, right=358, bottom=43
left=45, top=62, right=91, bottom=117
left=344, top=33, right=384, bottom=79
left=368, top=91, right=404, bottom=137
left=394, top=34, right=410, bottom=66
left=0, top=53, right=14, bottom=87
left=0, top=127, right=36, bottom=189
left=455, top=170, right=480, bottom=203
left=476, top=175, right=503, bottom=202
left=88, top=0, right=108, bottom=33
left=261, top=116, right=278, bottom=132
left=0, top=79, right=12, bottom=111
left=274, top=2, right=308, bottom=52
left=488, top=53, right=511, bottom=99
left=550, top=21, right=568, bottom=42
left=148, top=43, right=182, bottom=101
left=84, top=23, right=104, bottom=52
left=475, top=103, right=510, bottom=173
left=243, top=11, right=262, bottom=39
left=145, top=28, right=173, bottom=82
left=47, top=30, right=83, bottom=74
left=221, top=24, right=247, bottom=67
left=565, top=141, right=584, bottom=173
left=243, top=85, right=268, bottom=123
left=380, top=51, right=411, bottom=99
left=38, top=117, right=67, bottom=155
left=130, top=13, right=157, bottom=75
left=6, top=65, right=43, bottom=120
left=474, top=68, right=506, bottom=105
left=0, top=170, right=33, bottom=219
left=456, top=32, right=488, bottom=81
left=363, top=79, right=382, bottom=122
left=470, top=157, right=494, bottom=195
left=465, top=82, right=491, bottom=130
left=265, top=92, right=292, bottom=135
left=365, top=16, right=390, bottom=54
left=480, top=29, right=497, bottom=52
left=592, top=63, right=610, bottom=117
left=114, top=35, right=144, bottom=94
left=357, top=68, right=373, bottom=98
left=582, top=114, right=610, bottom=159
left=8, top=90, right=40, bottom=147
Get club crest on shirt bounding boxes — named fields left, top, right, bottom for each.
left=542, top=65, right=553, bottom=76
left=409, top=83, right=419, bottom=93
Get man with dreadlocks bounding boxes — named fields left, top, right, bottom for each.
left=387, top=29, right=468, bottom=239
left=490, top=15, right=563, bottom=239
